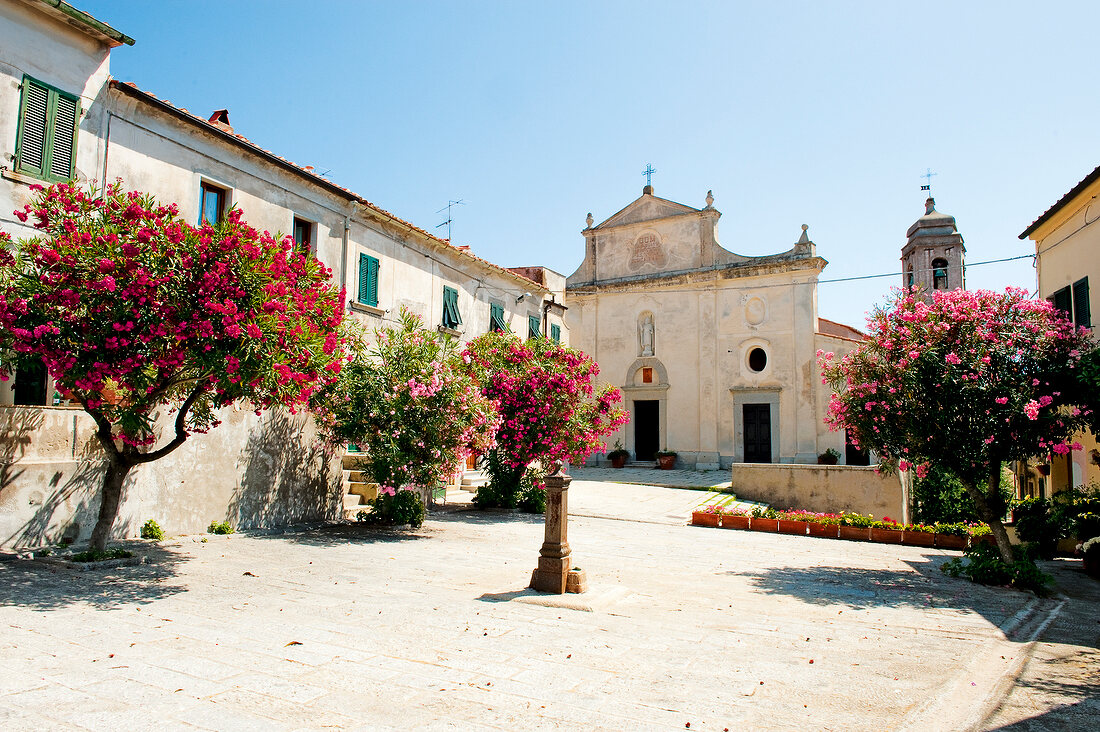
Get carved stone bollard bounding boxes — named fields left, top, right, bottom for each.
left=530, top=467, right=586, bottom=594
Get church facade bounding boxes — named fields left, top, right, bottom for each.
left=564, top=186, right=863, bottom=469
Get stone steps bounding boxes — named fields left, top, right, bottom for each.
left=340, top=449, right=378, bottom=519
left=460, top=469, right=489, bottom=492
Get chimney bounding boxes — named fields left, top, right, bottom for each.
left=208, top=109, right=232, bottom=132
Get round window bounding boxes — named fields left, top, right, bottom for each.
left=747, top=347, right=768, bottom=373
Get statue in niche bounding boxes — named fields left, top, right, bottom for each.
left=639, top=313, right=655, bottom=356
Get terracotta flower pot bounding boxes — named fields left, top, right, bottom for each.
left=838, top=526, right=870, bottom=542
left=807, top=522, right=839, bottom=539
left=935, top=534, right=967, bottom=550
left=657, top=455, right=676, bottom=470
left=750, top=517, right=779, bottom=532
left=777, top=519, right=808, bottom=536
left=610, top=455, right=627, bottom=469
left=721, top=515, right=751, bottom=530
left=870, top=527, right=903, bottom=544
left=691, top=511, right=719, bottom=527
left=901, top=531, right=936, bottom=548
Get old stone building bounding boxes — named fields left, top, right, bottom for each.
left=901, top=197, right=965, bottom=294
left=564, top=185, right=864, bottom=468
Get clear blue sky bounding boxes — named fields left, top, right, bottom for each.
left=80, top=0, right=1098, bottom=329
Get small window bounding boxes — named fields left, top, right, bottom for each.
left=15, top=76, right=79, bottom=182
left=931, top=258, right=948, bottom=290
left=550, top=323, right=561, bottom=343
left=907, top=264, right=914, bottom=289
left=199, top=182, right=227, bottom=225
left=747, top=347, right=768, bottom=373
left=528, top=315, right=541, bottom=339
left=357, top=254, right=379, bottom=307
left=489, top=302, right=506, bottom=332
left=1072, top=277, right=1091, bottom=328
left=293, top=217, right=313, bottom=254
left=442, top=286, right=462, bottom=329
left=13, top=358, right=48, bottom=406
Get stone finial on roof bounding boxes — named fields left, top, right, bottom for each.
left=586, top=212, right=594, bottom=229
left=798, top=224, right=810, bottom=245
left=705, top=190, right=714, bottom=208
left=925, top=197, right=936, bottom=215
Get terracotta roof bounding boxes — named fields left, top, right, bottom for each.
left=107, top=80, right=546, bottom=292
left=1019, top=163, right=1100, bottom=240
left=817, top=317, right=865, bottom=342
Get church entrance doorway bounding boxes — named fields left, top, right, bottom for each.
left=634, top=400, right=659, bottom=461
left=743, top=403, right=771, bottom=463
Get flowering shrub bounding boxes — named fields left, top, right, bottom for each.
left=821, top=288, right=1097, bottom=564
left=462, top=331, right=627, bottom=508
left=0, top=183, right=345, bottom=549
left=312, top=308, right=498, bottom=509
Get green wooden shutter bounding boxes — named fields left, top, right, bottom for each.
left=1051, top=287, right=1072, bottom=319
left=490, top=303, right=505, bottom=331
left=443, top=286, right=461, bottom=328
left=49, top=91, right=78, bottom=180
left=363, top=253, right=376, bottom=303
left=551, top=324, right=561, bottom=343
left=366, top=256, right=379, bottom=307
left=16, top=78, right=49, bottom=177
left=528, top=315, right=541, bottom=339
left=1073, top=277, right=1091, bottom=328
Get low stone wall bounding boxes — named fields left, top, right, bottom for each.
left=730, top=463, right=904, bottom=519
left=0, top=405, right=343, bottom=550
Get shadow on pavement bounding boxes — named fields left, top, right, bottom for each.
left=431, top=510, right=546, bottom=527
left=0, top=543, right=189, bottom=611
left=988, top=698, right=1100, bottom=731
left=245, top=522, right=435, bottom=547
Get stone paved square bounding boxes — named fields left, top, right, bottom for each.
left=1, top=480, right=1095, bottom=730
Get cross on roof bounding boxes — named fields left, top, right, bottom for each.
left=642, top=164, right=656, bottom=187
left=921, top=167, right=937, bottom=193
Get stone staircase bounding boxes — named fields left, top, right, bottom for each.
left=459, top=469, right=489, bottom=493
left=341, top=452, right=379, bottom=520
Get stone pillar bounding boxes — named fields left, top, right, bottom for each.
left=530, top=469, right=587, bottom=594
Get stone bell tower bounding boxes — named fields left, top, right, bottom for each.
left=901, top=197, right=965, bottom=295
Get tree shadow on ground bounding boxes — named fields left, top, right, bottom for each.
left=244, top=521, right=436, bottom=548
left=723, top=555, right=1050, bottom=623
left=430, top=509, right=545, bottom=527
left=0, top=542, right=189, bottom=611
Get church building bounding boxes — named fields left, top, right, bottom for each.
left=564, top=185, right=864, bottom=468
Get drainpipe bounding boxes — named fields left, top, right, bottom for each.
left=340, top=213, right=350, bottom=304
left=100, top=109, right=112, bottom=191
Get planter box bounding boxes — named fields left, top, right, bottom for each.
left=691, top=512, right=720, bottom=527
left=870, top=527, right=903, bottom=544
left=721, top=515, right=751, bottom=530
left=970, top=534, right=996, bottom=548
left=750, top=517, right=779, bottom=532
left=777, top=519, right=808, bottom=536
left=901, top=531, right=936, bottom=548
left=935, top=534, right=967, bottom=550
left=807, top=522, right=839, bottom=539
left=838, top=526, right=870, bottom=542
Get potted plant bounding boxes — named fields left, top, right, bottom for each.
left=749, top=506, right=779, bottom=532
left=869, top=518, right=904, bottom=544
left=607, top=440, right=629, bottom=469
left=900, top=522, right=936, bottom=547
left=838, top=512, right=871, bottom=541
left=691, top=505, right=721, bottom=527
left=777, top=509, right=809, bottom=536
left=817, top=448, right=841, bottom=465
left=721, top=507, right=751, bottom=530
left=933, top=522, right=969, bottom=550
left=656, top=449, right=677, bottom=470
left=807, top=514, right=840, bottom=539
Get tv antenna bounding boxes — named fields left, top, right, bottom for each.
left=436, top=199, right=465, bottom=242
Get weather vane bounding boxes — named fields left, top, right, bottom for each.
left=642, top=163, right=656, bottom=187
left=920, top=167, right=937, bottom=195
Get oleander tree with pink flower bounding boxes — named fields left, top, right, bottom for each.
left=311, top=308, right=499, bottom=520
left=820, top=287, right=1097, bottom=563
left=0, top=182, right=346, bottom=550
left=462, top=331, right=628, bottom=509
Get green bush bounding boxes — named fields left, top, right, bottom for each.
left=941, top=542, right=1051, bottom=595
left=1013, top=497, right=1060, bottom=559
left=140, top=519, right=165, bottom=541
left=366, top=489, right=425, bottom=527
left=912, top=465, right=1012, bottom=525
left=70, top=548, right=133, bottom=562
left=207, top=520, right=235, bottom=535
left=474, top=456, right=547, bottom=513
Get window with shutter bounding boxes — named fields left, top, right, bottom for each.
left=199, top=182, right=227, bottom=225
left=358, top=254, right=379, bottom=307
left=442, top=286, right=461, bottom=329
left=550, top=324, right=561, bottom=343
left=1072, top=277, right=1091, bottom=328
left=1050, top=287, right=1072, bottom=319
left=528, top=315, right=541, bottom=339
left=15, top=76, right=79, bottom=182
left=489, top=302, right=506, bottom=332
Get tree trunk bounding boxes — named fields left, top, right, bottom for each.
left=963, top=465, right=1015, bottom=564
left=88, top=458, right=135, bottom=552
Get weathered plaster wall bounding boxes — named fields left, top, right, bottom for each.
left=0, top=405, right=341, bottom=549
left=730, top=463, right=905, bottom=518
